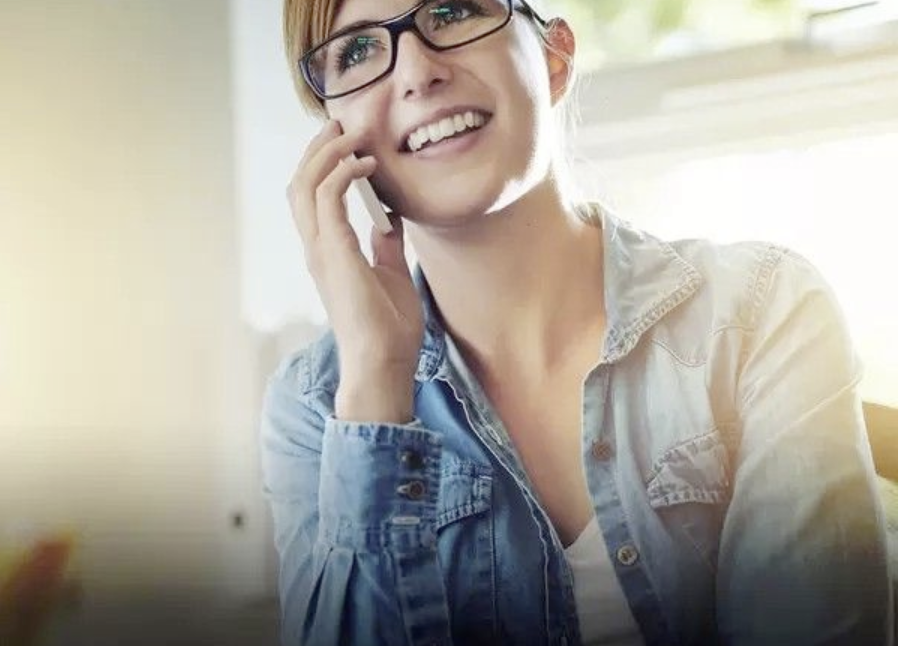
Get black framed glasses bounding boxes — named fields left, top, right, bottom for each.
left=300, top=0, right=548, bottom=100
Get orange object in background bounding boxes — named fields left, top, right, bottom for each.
left=0, top=534, right=78, bottom=646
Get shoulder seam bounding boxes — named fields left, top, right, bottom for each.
left=745, top=244, right=788, bottom=332
left=740, top=244, right=788, bottom=367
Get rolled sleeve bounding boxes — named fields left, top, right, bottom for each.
left=259, top=354, right=451, bottom=646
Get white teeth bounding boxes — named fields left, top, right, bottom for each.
left=406, top=110, right=487, bottom=153
left=439, top=118, right=455, bottom=138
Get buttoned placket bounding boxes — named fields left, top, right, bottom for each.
left=437, top=336, right=614, bottom=645
left=581, top=365, right=674, bottom=646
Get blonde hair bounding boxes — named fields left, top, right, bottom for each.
left=283, top=0, right=341, bottom=117
left=282, top=0, right=596, bottom=225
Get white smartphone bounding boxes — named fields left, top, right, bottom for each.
left=347, top=153, right=393, bottom=234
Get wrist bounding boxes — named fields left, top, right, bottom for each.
left=336, top=369, right=416, bottom=424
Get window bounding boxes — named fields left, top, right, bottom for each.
left=553, top=0, right=898, bottom=70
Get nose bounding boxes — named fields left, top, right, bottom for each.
left=392, top=31, right=451, bottom=99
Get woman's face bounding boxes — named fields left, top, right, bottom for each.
left=323, top=0, right=564, bottom=228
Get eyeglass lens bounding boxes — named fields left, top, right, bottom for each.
left=307, top=0, right=511, bottom=97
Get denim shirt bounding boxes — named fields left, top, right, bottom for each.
left=260, top=209, right=894, bottom=646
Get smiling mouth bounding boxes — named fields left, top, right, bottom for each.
left=400, top=111, right=492, bottom=154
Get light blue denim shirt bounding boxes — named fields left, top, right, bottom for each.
left=260, top=209, right=894, bottom=646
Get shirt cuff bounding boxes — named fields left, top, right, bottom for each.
left=318, top=415, right=443, bottom=552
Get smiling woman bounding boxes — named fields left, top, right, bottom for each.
left=260, top=0, right=894, bottom=645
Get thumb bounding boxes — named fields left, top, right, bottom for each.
left=371, top=215, right=411, bottom=276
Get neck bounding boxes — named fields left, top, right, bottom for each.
left=407, top=179, right=606, bottom=380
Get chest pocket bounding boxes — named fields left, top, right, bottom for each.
left=435, top=458, right=496, bottom=645
left=646, top=429, right=731, bottom=573
left=436, top=459, right=492, bottom=528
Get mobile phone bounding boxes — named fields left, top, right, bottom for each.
left=348, top=154, right=393, bottom=234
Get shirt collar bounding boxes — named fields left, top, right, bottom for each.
left=411, top=204, right=702, bottom=382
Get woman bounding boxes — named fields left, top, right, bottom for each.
left=260, top=0, right=894, bottom=644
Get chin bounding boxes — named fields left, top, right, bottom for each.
left=381, top=146, right=538, bottom=226
left=391, top=172, right=502, bottom=226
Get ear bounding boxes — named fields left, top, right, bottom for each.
left=544, top=18, right=576, bottom=105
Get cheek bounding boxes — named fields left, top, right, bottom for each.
left=326, top=95, right=385, bottom=143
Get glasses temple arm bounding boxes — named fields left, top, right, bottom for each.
left=516, top=0, right=549, bottom=29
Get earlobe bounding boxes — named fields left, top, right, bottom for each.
left=548, top=56, right=565, bottom=75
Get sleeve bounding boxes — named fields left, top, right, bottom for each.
left=716, top=249, right=895, bottom=645
left=259, top=357, right=453, bottom=646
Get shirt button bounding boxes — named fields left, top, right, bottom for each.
left=399, top=449, right=425, bottom=470
left=590, top=439, right=613, bottom=461
left=396, top=479, right=427, bottom=500
left=616, top=543, right=639, bottom=566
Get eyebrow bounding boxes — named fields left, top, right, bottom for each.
left=325, top=17, right=385, bottom=42
left=337, top=18, right=379, bottom=32
left=328, top=2, right=420, bottom=40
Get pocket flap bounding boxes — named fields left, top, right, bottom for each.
left=436, top=459, right=492, bottom=529
left=646, top=430, right=731, bottom=508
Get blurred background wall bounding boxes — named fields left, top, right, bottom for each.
left=1, top=0, right=896, bottom=644
left=0, top=1, right=280, bottom=643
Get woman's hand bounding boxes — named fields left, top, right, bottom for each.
left=286, top=120, right=424, bottom=419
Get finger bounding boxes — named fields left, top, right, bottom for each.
left=371, top=215, right=412, bottom=278
left=302, top=119, right=341, bottom=164
left=303, top=128, right=368, bottom=197
left=286, top=172, right=318, bottom=251
left=316, top=155, right=378, bottom=255
left=285, top=120, right=343, bottom=246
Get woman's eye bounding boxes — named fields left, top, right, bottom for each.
left=429, top=1, right=483, bottom=28
left=338, top=36, right=379, bottom=71
left=434, top=6, right=470, bottom=23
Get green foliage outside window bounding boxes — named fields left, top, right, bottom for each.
left=548, top=0, right=806, bottom=69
